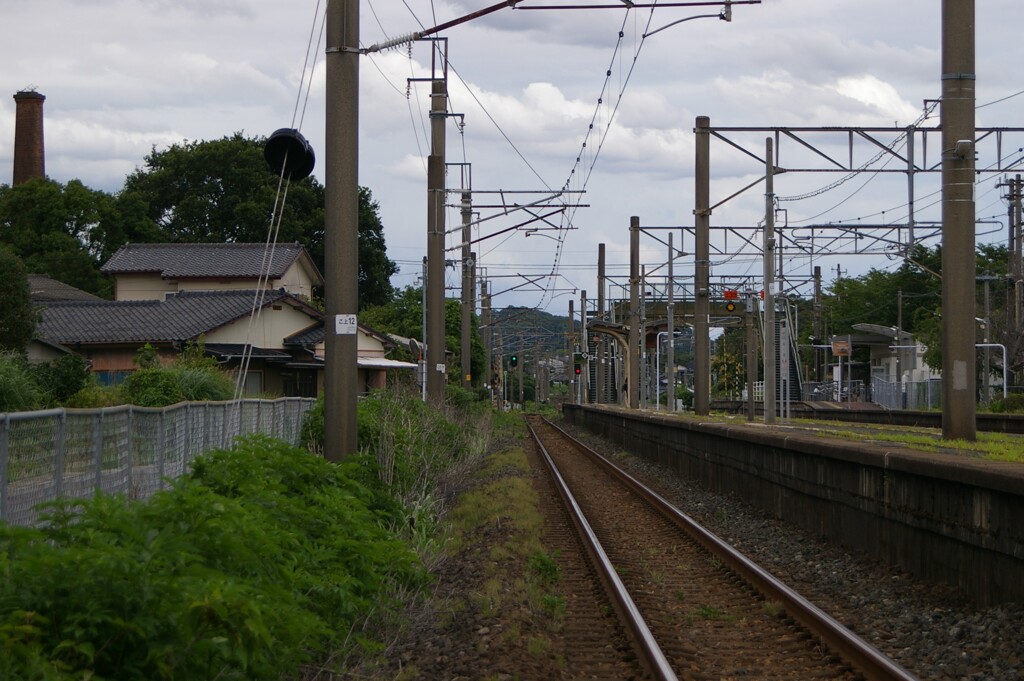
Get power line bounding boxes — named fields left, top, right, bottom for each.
left=977, top=87, right=1024, bottom=109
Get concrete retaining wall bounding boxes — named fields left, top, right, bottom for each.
left=564, top=404, right=1024, bottom=606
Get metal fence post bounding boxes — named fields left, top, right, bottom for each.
left=55, top=410, right=66, bottom=499
left=157, top=410, right=166, bottom=490
left=126, top=407, right=134, bottom=499
left=185, top=403, right=192, bottom=464
left=93, top=410, right=105, bottom=491
left=1, top=414, right=9, bottom=523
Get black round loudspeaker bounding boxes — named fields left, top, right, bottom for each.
left=264, top=128, right=316, bottom=180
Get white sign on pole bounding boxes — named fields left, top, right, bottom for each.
left=334, top=314, right=358, bottom=335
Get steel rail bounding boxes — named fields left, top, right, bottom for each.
left=540, top=416, right=919, bottom=681
left=525, top=418, right=678, bottom=681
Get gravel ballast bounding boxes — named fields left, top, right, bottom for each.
left=568, top=421, right=1024, bottom=681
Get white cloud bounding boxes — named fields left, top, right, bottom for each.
left=388, top=153, right=428, bottom=182
left=832, top=75, right=921, bottom=125
left=1, top=0, right=1022, bottom=309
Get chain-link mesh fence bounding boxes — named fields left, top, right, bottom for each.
left=1, top=398, right=316, bottom=527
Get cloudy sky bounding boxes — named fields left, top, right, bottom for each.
left=1, top=0, right=1022, bottom=315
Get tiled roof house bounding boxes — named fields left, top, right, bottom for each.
left=34, top=244, right=411, bottom=396
left=101, top=242, right=322, bottom=301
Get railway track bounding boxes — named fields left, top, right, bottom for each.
left=525, top=415, right=918, bottom=681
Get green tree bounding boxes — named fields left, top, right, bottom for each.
left=821, top=244, right=1024, bottom=376
left=122, top=133, right=312, bottom=245
left=360, top=286, right=485, bottom=385
left=357, top=187, right=397, bottom=308
left=0, top=248, right=37, bottom=353
left=120, top=133, right=397, bottom=306
left=0, top=178, right=125, bottom=296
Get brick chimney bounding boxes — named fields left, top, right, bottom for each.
left=12, top=90, right=45, bottom=185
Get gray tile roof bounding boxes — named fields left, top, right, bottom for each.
left=284, top=324, right=324, bottom=347
left=27, top=274, right=103, bottom=302
left=283, top=323, right=392, bottom=349
left=100, top=242, right=310, bottom=279
left=36, top=290, right=320, bottom=345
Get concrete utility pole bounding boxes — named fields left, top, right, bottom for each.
left=568, top=299, right=576, bottom=405
left=694, top=116, right=711, bottom=415
left=667, top=232, right=676, bottom=411
left=982, top=277, right=991, bottom=405
left=764, top=138, right=777, bottom=425
left=518, top=332, right=524, bottom=405
left=460, top=191, right=473, bottom=390
left=1014, top=175, right=1023, bottom=353
left=813, top=265, right=822, bottom=382
left=581, top=290, right=588, bottom=403
left=640, top=266, right=648, bottom=410
left=426, top=78, right=448, bottom=403
left=323, top=0, right=359, bottom=459
left=481, top=280, right=491, bottom=398
left=597, top=243, right=606, bottom=404
left=897, top=289, right=904, bottom=408
left=629, top=216, right=641, bottom=409
left=746, top=292, right=756, bottom=421
left=940, top=0, right=976, bottom=441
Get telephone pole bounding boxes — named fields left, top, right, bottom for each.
left=323, top=0, right=359, bottom=459
left=629, top=216, right=641, bottom=409
left=580, top=289, right=588, bottom=403
left=940, top=0, right=976, bottom=440
left=667, top=232, right=676, bottom=411
left=694, top=116, right=711, bottom=415
left=568, top=299, right=576, bottom=405
left=426, top=77, right=448, bottom=403
left=597, top=243, right=606, bottom=403
left=460, top=191, right=473, bottom=390
left=764, top=137, right=777, bottom=424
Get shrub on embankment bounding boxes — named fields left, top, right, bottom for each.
left=301, top=387, right=493, bottom=531
left=0, top=434, right=429, bottom=680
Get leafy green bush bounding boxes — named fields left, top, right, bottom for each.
left=63, top=384, right=123, bottom=408
left=444, top=384, right=480, bottom=410
left=121, top=363, right=235, bottom=407
left=677, top=385, right=694, bottom=409
left=990, top=393, right=1024, bottom=413
left=30, top=355, right=91, bottom=407
left=299, top=395, right=325, bottom=453
left=0, top=436, right=427, bottom=680
left=120, top=368, right=186, bottom=407
left=0, top=352, right=39, bottom=413
left=357, top=390, right=467, bottom=500
left=175, top=366, right=234, bottom=402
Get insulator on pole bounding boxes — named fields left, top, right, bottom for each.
left=364, top=32, right=421, bottom=53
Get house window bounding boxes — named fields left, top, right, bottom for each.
left=95, top=370, right=132, bottom=386
left=241, top=371, right=263, bottom=396
left=283, top=370, right=316, bottom=398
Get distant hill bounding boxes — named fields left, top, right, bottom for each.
left=489, top=306, right=577, bottom=356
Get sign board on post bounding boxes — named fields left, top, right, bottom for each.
left=832, top=339, right=851, bottom=357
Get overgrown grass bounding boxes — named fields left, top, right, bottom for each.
left=798, top=423, right=1024, bottom=462
left=0, top=435, right=428, bottom=680
left=444, top=424, right=567, bottom=651
left=661, top=410, right=1024, bottom=463
left=1, top=383, right=515, bottom=678
left=0, top=352, right=40, bottom=412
